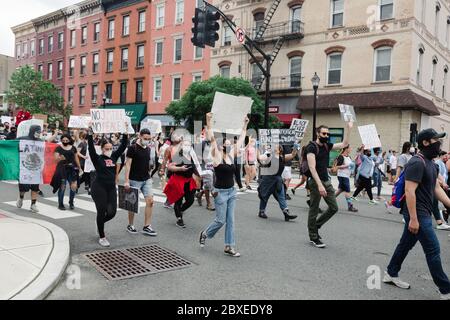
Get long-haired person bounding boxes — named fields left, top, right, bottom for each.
left=334, top=145, right=358, bottom=212
left=352, top=146, right=377, bottom=205
left=199, top=113, right=249, bottom=257
left=244, top=137, right=257, bottom=190
left=87, top=124, right=128, bottom=247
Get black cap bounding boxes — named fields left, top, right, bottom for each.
left=417, top=128, right=446, bottom=148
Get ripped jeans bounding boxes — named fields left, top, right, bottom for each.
left=58, top=167, right=78, bottom=207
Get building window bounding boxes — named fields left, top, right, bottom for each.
left=108, top=20, right=115, bottom=39
left=81, top=26, right=87, bottom=44
left=223, top=26, right=232, bottom=46
left=252, top=63, right=264, bottom=86
left=155, top=41, right=163, bottom=64
left=417, top=47, right=424, bottom=86
left=175, top=0, right=184, bottom=23
left=220, top=65, right=230, bottom=78
left=154, top=79, right=162, bottom=101
left=69, top=58, right=75, bottom=77
left=172, top=77, right=181, bottom=100
left=136, top=80, right=143, bottom=102
left=31, top=40, right=35, bottom=57
left=443, top=67, right=448, bottom=99
left=80, top=56, right=87, bottom=75
left=120, top=82, right=127, bottom=103
left=195, top=46, right=203, bottom=59
left=446, top=18, right=450, bottom=47
left=327, top=53, right=342, bottom=84
left=105, top=83, right=113, bottom=100
left=137, top=45, right=145, bottom=67
left=107, top=51, right=114, bottom=72
left=68, top=87, right=74, bottom=104
left=431, top=57, right=438, bottom=92
left=39, top=39, right=44, bottom=55
left=93, top=53, right=99, bottom=73
left=374, top=47, right=392, bottom=82
left=16, top=44, right=21, bottom=60
left=193, top=74, right=202, bottom=82
left=331, top=0, right=344, bottom=28
left=291, top=6, right=302, bottom=32
left=48, top=63, right=53, bottom=80
left=254, top=12, right=265, bottom=36
left=123, top=15, right=130, bottom=36
left=38, top=64, right=43, bottom=74
left=138, top=11, right=146, bottom=32
left=380, top=0, right=393, bottom=21
left=58, top=33, right=64, bottom=50
left=70, top=30, right=76, bottom=47
left=435, top=3, right=441, bottom=38
left=174, top=38, right=182, bottom=62
left=121, top=48, right=129, bottom=70
left=57, top=61, right=63, bottom=79
left=94, top=23, right=101, bottom=42
left=92, top=84, right=98, bottom=103
left=48, top=35, right=53, bottom=53
left=79, top=86, right=86, bottom=105
left=156, top=4, right=165, bottom=27
left=289, top=56, right=302, bottom=87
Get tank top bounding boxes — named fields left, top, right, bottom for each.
left=214, top=157, right=235, bottom=189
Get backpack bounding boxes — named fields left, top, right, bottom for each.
left=331, top=155, right=343, bottom=175
left=390, top=154, right=426, bottom=208
left=300, top=142, right=329, bottom=176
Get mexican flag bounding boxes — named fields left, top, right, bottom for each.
left=0, top=141, right=19, bottom=181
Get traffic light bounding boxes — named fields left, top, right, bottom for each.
left=191, top=8, right=206, bottom=48
left=204, top=8, right=220, bottom=48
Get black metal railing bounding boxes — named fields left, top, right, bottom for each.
left=253, top=20, right=305, bottom=41
left=252, top=74, right=302, bottom=91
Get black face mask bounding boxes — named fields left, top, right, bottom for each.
left=421, top=141, right=441, bottom=159
left=62, top=142, right=70, bottom=147
left=319, top=136, right=329, bottom=144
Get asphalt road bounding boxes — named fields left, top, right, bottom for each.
left=0, top=179, right=449, bottom=300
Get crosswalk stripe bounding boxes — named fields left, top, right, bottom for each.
left=2, top=181, right=18, bottom=185
left=45, top=197, right=98, bottom=214
left=4, top=200, right=82, bottom=219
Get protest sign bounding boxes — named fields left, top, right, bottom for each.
left=90, top=109, right=127, bottom=133
left=125, top=116, right=135, bottom=134
left=118, top=185, right=139, bottom=214
left=259, top=129, right=297, bottom=147
left=84, top=145, right=101, bottom=173
left=358, top=124, right=382, bottom=150
left=19, top=140, right=45, bottom=185
left=43, top=143, right=58, bottom=184
left=1, top=116, right=13, bottom=125
left=290, top=119, right=309, bottom=142
left=68, top=116, right=91, bottom=128
left=338, top=104, right=357, bottom=122
left=33, top=114, right=48, bottom=123
left=141, top=119, right=162, bottom=135
left=211, top=92, right=253, bottom=135
left=17, top=119, right=44, bottom=138
left=0, top=141, right=19, bottom=181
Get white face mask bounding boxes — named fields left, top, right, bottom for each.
left=104, top=150, right=112, bottom=158
left=140, top=139, right=150, bottom=148
left=34, top=132, right=41, bottom=139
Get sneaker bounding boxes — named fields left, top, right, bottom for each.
left=207, top=205, right=215, bottom=211
left=16, top=197, right=23, bottom=209
left=310, top=239, right=326, bottom=248
left=30, top=204, right=39, bottom=213
left=382, top=272, right=410, bottom=289
left=127, top=225, right=138, bottom=234
left=176, top=219, right=186, bottom=229
left=98, top=238, right=110, bottom=247
left=291, top=189, right=296, bottom=195
left=441, top=293, right=450, bottom=300
left=283, top=209, right=298, bottom=222
left=163, top=202, right=173, bottom=209
left=285, top=194, right=292, bottom=200
left=348, top=205, right=358, bottom=212
left=142, top=225, right=158, bottom=236
left=258, top=211, right=268, bottom=219
left=69, top=203, right=75, bottom=210
left=58, top=205, right=66, bottom=211
left=436, top=223, right=450, bottom=230
left=239, top=187, right=247, bottom=192
left=368, top=200, right=379, bottom=205
left=350, top=196, right=359, bottom=202
left=224, top=247, right=241, bottom=257
left=199, top=231, right=207, bottom=247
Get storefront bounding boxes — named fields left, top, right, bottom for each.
left=101, top=103, right=147, bottom=127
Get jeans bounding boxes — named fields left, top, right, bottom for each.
left=259, top=176, right=288, bottom=212
left=372, top=169, right=383, bottom=197
left=387, top=213, right=450, bottom=294
left=204, top=187, right=237, bottom=247
left=58, top=169, right=77, bottom=207
left=353, top=176, right=373, bottom=201
left=307, top=179, right=339, bottom=241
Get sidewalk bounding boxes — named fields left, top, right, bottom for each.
left=0, top=210, right=69, bottom=300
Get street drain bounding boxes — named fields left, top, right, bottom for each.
left=84, top=244, right=193, bottom=281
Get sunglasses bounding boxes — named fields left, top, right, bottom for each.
left=320, top=133, right=330, bottom=137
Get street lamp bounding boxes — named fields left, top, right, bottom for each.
left=311, top=72, right=320, bottom=141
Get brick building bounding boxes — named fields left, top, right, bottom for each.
left=11, top=21, right=37, bottom=69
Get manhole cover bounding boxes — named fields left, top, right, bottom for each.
left=84, top=245, right=193, bottom=281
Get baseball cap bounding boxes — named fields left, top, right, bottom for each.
left=417, top=128, right=446, bottom=148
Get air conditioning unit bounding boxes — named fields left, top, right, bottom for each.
left=154, top=97, right=161, bottom=102
left=106, top=98, right=113, bottom=104
left=176, top=18, right=183, bottom=23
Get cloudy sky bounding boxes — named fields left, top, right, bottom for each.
left=1, top=0, right=76, bottom=56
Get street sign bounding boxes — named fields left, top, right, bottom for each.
left=235, top=27, right=245, bottom=43
left=269, top=106, right=279, bottom=113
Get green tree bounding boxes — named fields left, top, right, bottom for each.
left=6, top=65, right=71, bottom=122
left=166, top=76, right=282, bottom=132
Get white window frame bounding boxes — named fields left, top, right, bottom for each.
left=137, top=45, right=145, bottom=67
left=39, top=39, right=44, bottom=55
left=68, top=87, right=74, bottom=104
left=173, top=37, right=183, bottom=63
left=123, top=15, right=130, bottom=36
left=175, top=0, right=184, bottom=24
left=23, top=42, right=28, bottom=57
left=81, top=26, right=87, bottom=44
left=327, top=53, right=343, bottom=85
left=69, top=58, right=75, bottom=77
left=57, top=61, right=63, bottom=79
left=94, top=23, right=101, bottom=42
left=16, top=44, right=21, bottom=60
left=92, top=84, right=98, bottom=103
left=48, top=63, right=53, bottom=80
left=93, top=53, right=99, bottom=73
left=379, top=0, right=394, bottom=21
left=373, top=47, right=392, bottom=82
left=70, top=30, right=76, bottom=48
left=435, top=3, right=441, bottom=39
left=417, top=47, right=424, bottom=86
left=155, top=40, right=163, bottom=65
left=79, top=86, right=86, bottom=105
left=330, top=0, right=344, bottom=28
left=108, top=20, right=115, bottom=39
left=58, top=32, right=64, bottom=50
left=193, top=73, right=202, bottom=82
left=289, top=56, right=302, bottom=87
left=154, top=78, right=162, bottom=101
left=48, top=35, right=53, bottom=53
left=80, top=56, right=87, bottom=75
left=290, top=6, right=302, bottom=32
left=121, top=48, right=129, bottom=70
left=156, top=4, right=165, bottom=28
left=107, top=51, right=114, bottom=72
left=172, top=76, right=182, bottom=101
left=31, top=40, right=35, bottom=57
left=138, top=11, right=146, bottom=32
left=223, top=25, right=232, bottom=46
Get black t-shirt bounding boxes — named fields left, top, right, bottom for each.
left=283, top=145, right=293, bottom=167
left=56, top=146, right=77, bottom=166
left=305, top=142, right=334, bottom=182
left=126, top=143, right=151, bottom=181
left=336, top=154, right=344, bottom=166
left=401, top=155, right=438, bottom=216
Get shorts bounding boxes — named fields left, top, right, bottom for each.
left=337, top=176, right=351, bottom=193
left=247, top=162, right=256, bottom=166
left=130, top=179, right=153, bottom=198
left=281, top=166, right=292, bottom=180
left=201, top=170, right=214, bottom=191
left=19, top=184, right=40, bottom=193
left=390, top=169, right=397, bottom=176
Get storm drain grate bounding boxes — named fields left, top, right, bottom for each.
left=84, top=244, right=193, bottom=281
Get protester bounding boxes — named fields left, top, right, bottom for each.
left=282, top=144, right=294, bottom=200
left=244, top=138, right=257, bottom=190
left=291, top=146, right=308, bottom=195
left=0, top=123, right=7, bottom=140
left=198, top=112, right=248, bottom=257
left=372, top=147, right=385, bottom=201
left=396, top=142, right=413, bottom=179
left=233, top=136, right=246, bottom=192
left=6, top=126, right=17, bottom=140
left=432, top=151, right=450, bottom=230
left=157, top=138, right=171, bottom=190
left=195, top=135, right=215, bottom=211
left=306, top=122, right=352, bottom=248
left=160, top=134, right=182, bottom=209
left=150, top=133, right=163, bottom=179
left=124, top=128, right=157, bottom=236
left=334, top=145, right=358, bottom=212
left=383, top=129, right=450, bottom=300
left=77, top=131, right=90, bottom=195
left=352, top=147, right=378, bottom=204
left=388, top=150, right=398, bottom=184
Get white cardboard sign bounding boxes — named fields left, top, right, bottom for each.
left=358, top=124, right=382, bottom=150
left=17, top=119, right=44, bottom=139
left=141, top=119, right=162, bottom=135
left=211, top=92, right=253, bottom=135
left=339, top=104, right=357, bottom=123
left=90, top=109, right=127, bottom=133
left=19, top=140, right=45, bottom=184
left=1, top=116, right=13, bottom=125
left=290, top=119, right=309, bottom=142
left=68, top=116, right=91, bottom=129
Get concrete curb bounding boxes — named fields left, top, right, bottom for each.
left=1, top=210, right=70, bottom=300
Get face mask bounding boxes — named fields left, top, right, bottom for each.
left=104, top=150, right=113, bottom=158
left=141, top=139, right=150, bottom=147
left=0, top=127, right=4, bottom=132
left=319, top=136, right=329, bottom=144
left=422, top=141, right=441, bottom=160
left=62, top=142, right=70, bottom=147
left=34, top=132, right=41, bottom=139
left=367, top=153, right=372, bottom=157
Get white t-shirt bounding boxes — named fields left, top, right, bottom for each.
left=389, top=155, right=397, bottom=169
left=337, top=155, right=352, bottom=178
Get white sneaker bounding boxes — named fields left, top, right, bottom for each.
left=99, top=238, right=110, bottom=247
left=441, top=293, right=450, bottom=300
left=30, top=204, right=39, bottom=213
left=382, top=272, right=410, bottom=289
left=16, top=197, right=23, bottom=208
left=368, top=200, right=379, bottom=205
left=437, top=223, right=450, bottom=230
left=402, top=218, right=406, bottom=224
left=239, top=187, right=247, bottom=192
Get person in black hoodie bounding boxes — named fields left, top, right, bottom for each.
left=87, top=123, right=128, bottom=247
left=16, top=125, right=43, bottom=213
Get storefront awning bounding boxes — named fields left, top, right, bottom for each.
left=141, top=115, right=182, bottom=127
left=274, top=114, right=300, bottom=125
left=101, top=104, right=147, bottom=125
